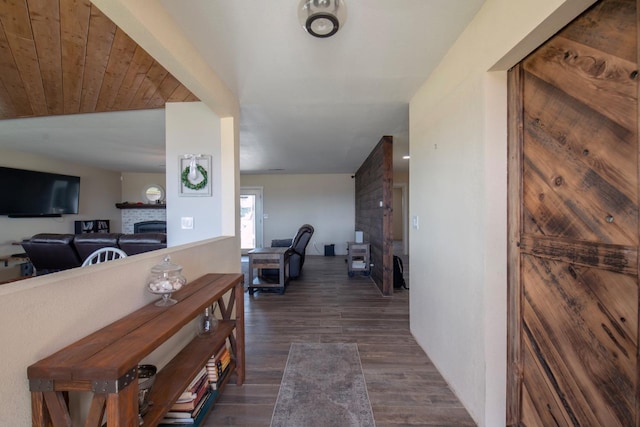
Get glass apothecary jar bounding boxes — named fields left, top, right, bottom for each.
left=147, top=255, right=186, bottom=306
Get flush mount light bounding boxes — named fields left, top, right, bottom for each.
left=298, top=0, right=346, bottom=38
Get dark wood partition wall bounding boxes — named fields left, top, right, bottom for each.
left=355, top=136, right=393, bottom=295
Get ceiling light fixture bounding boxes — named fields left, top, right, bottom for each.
left=298, top=0, right=346, bottom=38
left=403, top=155, right=410, bottom=160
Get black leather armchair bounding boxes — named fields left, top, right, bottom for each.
left=286, top=224, right=314, bottom=278
left=266, top=224, right=314, bottom=279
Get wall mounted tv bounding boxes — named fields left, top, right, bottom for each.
left=0, top=167, right=80, bottom=218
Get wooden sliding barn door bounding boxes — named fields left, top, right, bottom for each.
left=507, top=0, right=639, bottom=426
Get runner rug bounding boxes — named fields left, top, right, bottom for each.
left=270, top=342, right=376, bottom=427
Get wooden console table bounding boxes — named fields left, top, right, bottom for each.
left=27, top=273, right=244, bottom=427
left=247, top=247, right=290, bottom=294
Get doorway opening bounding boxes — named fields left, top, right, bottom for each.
left=392, top=183, right=408, bottom=256
left=240, top=187, right=263, bottom=254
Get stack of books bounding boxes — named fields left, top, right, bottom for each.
left=159, top=344, right=233, bottom=426
left=206, top=345, right=232, bottom=389
left=352, top=260, right=367, bottom=269
left=159, top=368, right=217, bottom=425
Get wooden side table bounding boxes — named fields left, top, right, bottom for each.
left=347, top=242, right=370, bottom=276
left=247, top=247, right=290, bottom=294
left=0, top=254, right=28, bottom=267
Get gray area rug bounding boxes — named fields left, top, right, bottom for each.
left=271, top=343, right=376, bottom=427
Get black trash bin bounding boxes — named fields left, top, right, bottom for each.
left=324, top=244, right=335, bottom=256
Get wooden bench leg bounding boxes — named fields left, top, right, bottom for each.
left=31, top=391, right=52, bottom=427
left=105, top=381, right=138, bottom=427
left=85, top=394, right=107, bottom=427
left=42, top=391, right=72, bottom=426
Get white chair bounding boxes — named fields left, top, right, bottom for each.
left=81, top=247, right=128, bottom=266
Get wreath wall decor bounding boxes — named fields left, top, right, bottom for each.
left=181, top=164, right=208, bottom=190
left=179, top=154, right=212, bottom=196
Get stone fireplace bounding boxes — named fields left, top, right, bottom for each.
left=134, top=220, right=167, bottom=233
left=118, top=204, right=166, bottom=234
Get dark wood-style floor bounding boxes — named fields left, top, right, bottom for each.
left=204, top=255, right=476, bottom=426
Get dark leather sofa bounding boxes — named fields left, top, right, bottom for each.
left=74, top=233, right=122, bottom=260
left=119, top=234, right=167, bottom=255
left=21, top=233, right=167, bottom=275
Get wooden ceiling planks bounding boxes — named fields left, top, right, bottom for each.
left=111, top=44, right=154, bottom=110
left=0, top=0, right=198, bottom=120
left=95, top=28, right=137, bottom=112
left=169, top=85, right=199, bottom=103
left=0, top=20, right=30, bottom=116
left=81, top=4, right=116, bottom=113
left=30, top=0, right=64, bottom=115
left=130, top=60, right=169, bottom=110
left=60, top=0, right=90, bottom=115
left=0, top=0, right=41, bottom=117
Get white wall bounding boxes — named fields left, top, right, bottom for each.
left=408, top=0, right=595, bottom=426
left=0, top=149, right=121, bottom=257
left=165, top=102, right=223, bottom=247
left=119, top=172, right=168, bottom=233
left=121, top=172, right=167, bottom=204
left=240, top=174, right=355, bottom=255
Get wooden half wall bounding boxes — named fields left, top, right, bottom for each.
left=355, top=136, right=393, bottom=295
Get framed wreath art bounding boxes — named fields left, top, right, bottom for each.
left=179, top=154, right=212, bottom=196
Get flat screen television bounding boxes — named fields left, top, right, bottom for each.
left=0, top=167, right=80, bottom=217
